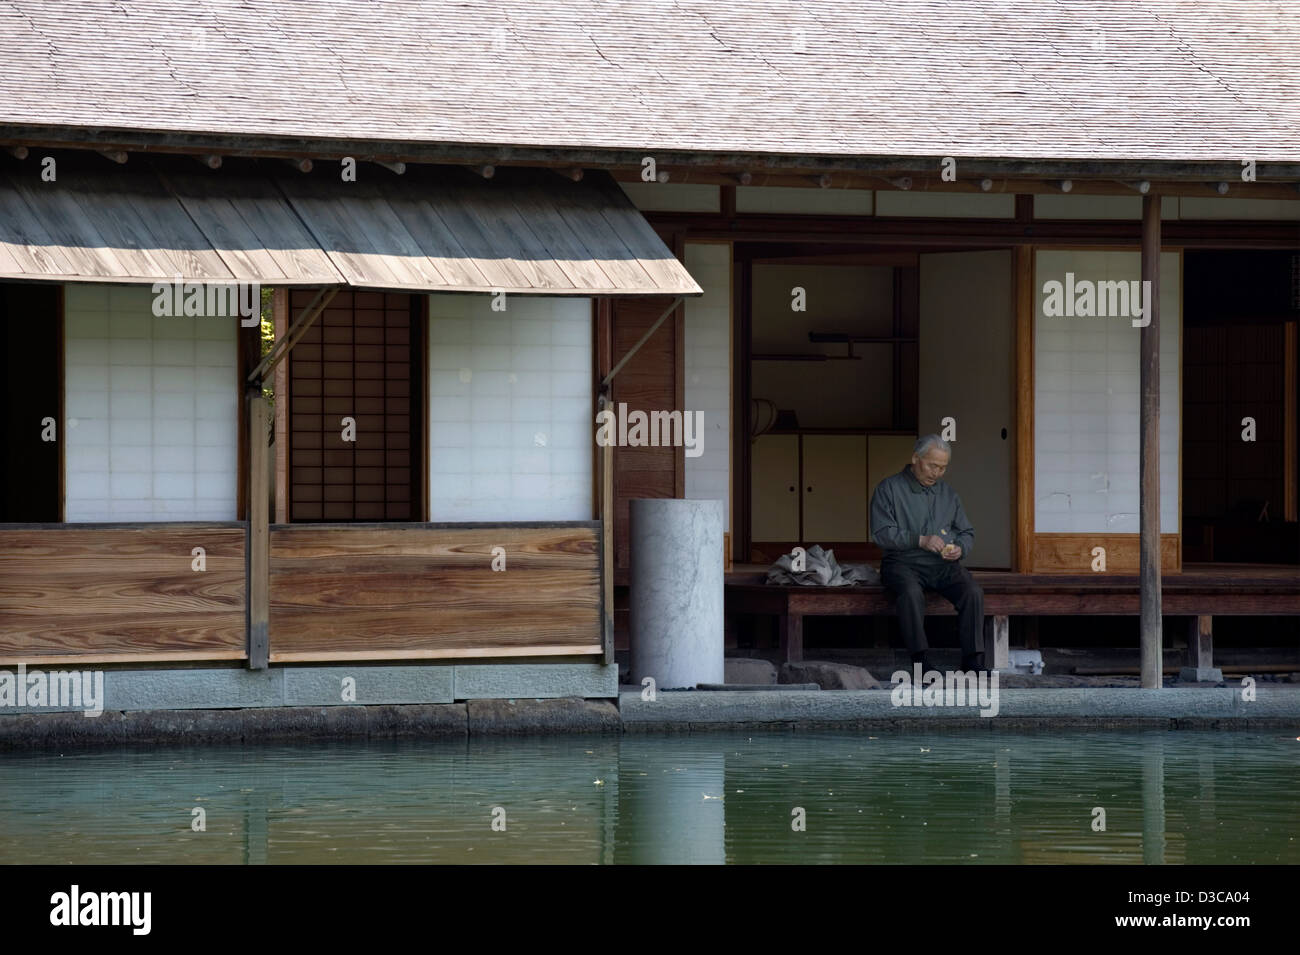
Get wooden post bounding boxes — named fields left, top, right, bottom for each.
left=1139, top=194, right=1163, bottom=689
left=247, top=389, right=270, bottom=669
left=273, top=288, right=289, bottom=524
left=1190, top=615, right=1212, bottom=669
left=600, top=392, right=615, bottom=665
left=1179, top=615, right=1222, bottom=682
left=1024, top=615, right=1039, bottom=650
left=778, top=611, right=803, bottom=664
left=988, top=615, right=1010, bottom=670
left=1014, top=244, right=1034, bottom=572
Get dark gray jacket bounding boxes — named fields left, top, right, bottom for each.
left=869, top=465, right=975, bottom=566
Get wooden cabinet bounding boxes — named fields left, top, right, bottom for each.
left=751, top=433, right=870, bottom=544
left=751, top=434, right=799, bottom=541
left=802, top=435, right=867, bottom=541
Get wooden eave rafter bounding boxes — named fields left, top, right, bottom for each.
left=3, top=128, right=1299, bottom=192
left=246, top=286, right=340, bottom=385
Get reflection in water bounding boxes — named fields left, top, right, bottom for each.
left=1142, top=734, right=1166, bottom=865
left=617, top=749, right=725, bottom=864
left=0, top=731, right=1296, bottom=864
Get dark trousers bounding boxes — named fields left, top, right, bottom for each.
left=881, top=556, right=985, bottom=658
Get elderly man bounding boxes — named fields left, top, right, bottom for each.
left=869, top=434, right=986, bottom=673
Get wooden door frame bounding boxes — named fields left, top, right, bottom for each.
left=733, top=242, right=933, bottom=564
left=734, top=253, right=753, bottom=560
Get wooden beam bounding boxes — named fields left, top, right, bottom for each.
left=736, top=255, right=753, bottom=560
left=96, top=149, right=128, bottom=164
left=247, top=391, right=270, bottom=669
left=416, top=294, right=430, bottom=522
left=247, top=286, right=339, bottom=383
left=673, top=233, right=686, bottom=499
left=57, top=285, right=65, bottom=522
left=10, top=125, right=1300, bottom=181
left=599, top=297, right=683, bottom=389
left=283, top=157, right=312, bottom=173
left=638, top=212, right=1300, bottom=249
left=600, top=391, right=615, bottom=665
left=0, top=651, right=248, bottom=666
left=5, top=145, right=28, bottom=160
left=1139, top=193, right=1163, bottom=689
left=271, top=646, right=604, bottom=662
left=194, top=154, right=222, bottom=169
left=613, top=166, right=1300, bottom=199
left=595, top=299, right=615, bottom=665
left=273, top=287, right=289, bottom=523
left=236, top=312, right=260, bottom=521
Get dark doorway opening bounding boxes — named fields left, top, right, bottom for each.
left=1183, top=249, right=1299, bottom=564
left=1, top=283, right=62, bottom=521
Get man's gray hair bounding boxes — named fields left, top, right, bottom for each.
left=914, top=434, right=951, bottom=456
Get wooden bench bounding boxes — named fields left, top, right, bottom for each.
left=724, top=568, right=1300, bottom=665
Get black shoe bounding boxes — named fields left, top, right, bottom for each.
left=960, top=653, right=986, bottom=673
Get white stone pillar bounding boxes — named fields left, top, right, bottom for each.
left=629, top=498, right=724, bottom=690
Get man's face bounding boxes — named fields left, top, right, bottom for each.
left=911, top=447, right=950, bottom=487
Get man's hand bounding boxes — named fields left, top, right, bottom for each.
left=941, top=544, right=963, bottom=561
left=919, top=534, right=946, bottom=554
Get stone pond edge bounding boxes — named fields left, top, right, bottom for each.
left=3, top=688, right=1300, bottom=748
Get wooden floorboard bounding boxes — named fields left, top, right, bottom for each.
left=723, top=560, right=1300, bottom=618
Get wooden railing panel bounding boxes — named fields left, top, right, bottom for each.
left=0, top=525, right=247, bottom=664
left=268, top=523, right=602, bottom=661
left=1031, top=533, right=1181, bottom=574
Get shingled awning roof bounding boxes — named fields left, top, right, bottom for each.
left=0, top=0, right=1297, bottom=166
left=0, top=165, right=700, bottom=295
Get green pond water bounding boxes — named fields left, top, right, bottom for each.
left=1, top=730, right=1297, bottom=864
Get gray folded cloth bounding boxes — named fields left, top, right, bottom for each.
left=764, top=544, right=881, bottom=587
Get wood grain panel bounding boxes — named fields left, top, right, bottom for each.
left=0, top=526, right=246, bottom=663
left=1031, top=533, right=1181, bottom=573
left=610, top=296, right=682, bottom=569
left=268, top=524, right=601, bottom=661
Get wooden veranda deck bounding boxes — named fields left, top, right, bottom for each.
left=724, top=562, right=1300, bottom=663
